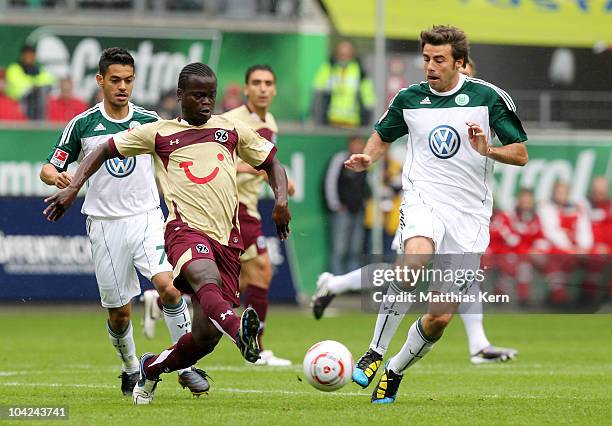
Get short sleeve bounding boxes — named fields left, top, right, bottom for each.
left=490, top=96, right=527, bottom=146
left=373, top=90, right=409, bottom=143
left=112, top=122, right=158, bottom=157
left=235, top=119, right=276, bottom=170
left=45, top=119, right=83, bottom=171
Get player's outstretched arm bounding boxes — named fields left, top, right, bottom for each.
left=262, top=156, right=291, bottom=240
left=43, top=141, right=115, bottom=221
left=344, top=131, right=389, bottom=172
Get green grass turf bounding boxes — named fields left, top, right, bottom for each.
left=0, top=305, right=611, bottom=425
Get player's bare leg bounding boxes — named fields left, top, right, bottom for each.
left=107, top=303, right=140, bottom=396
left=240, top=253, right=291, bottom=366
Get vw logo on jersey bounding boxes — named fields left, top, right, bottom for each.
left=105, top=157, right=137, bottom=178
left=428, top=125, right=461, bottom=159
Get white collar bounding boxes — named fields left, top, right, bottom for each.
left=98, top=101, right=134, bottom=123
left=429, top=73, right=466, bottom=96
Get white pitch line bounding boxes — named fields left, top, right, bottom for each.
left=215, top=387, right=366, bottom=397
left=0, top=381, right=599, bottom=401
left=0, top=381, right=366, bottom=397
left=0, top=365, right=304, bottom=375
left=1, top=382, right=115, bottom=389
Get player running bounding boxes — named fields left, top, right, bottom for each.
left=142, top=65, right=295, bottom=365
left=312, top=57, right=518, bottom=365
left=344, top=26, right=528, bottom=404
left=43, top=62, right=291, bottom=405
left=223, top=64, right=294, bottom=366
left=39, top=48, right=208, bottom=397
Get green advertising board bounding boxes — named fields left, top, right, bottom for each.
left=0, top=24, right=327, bottom=122
left=1, top=127, right=610, bottom=294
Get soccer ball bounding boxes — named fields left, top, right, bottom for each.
left=302, top=340, right=353, bottom=392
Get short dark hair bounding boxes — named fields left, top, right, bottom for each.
left=245, top=64, right=275, bottom=84
left=98, top=47, right=135, bottom=76
left=420, top=25, right=469, bottom=67
left=178, top=62, right=216, bottom=90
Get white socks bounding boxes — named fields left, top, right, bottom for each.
left=162, top=298, right=192, bottom=375
left=369, top=282, right=411, bottom=355
left=458, top=285, right=490, bottom=355
left=162, top=298, right=192, bottom=343
left=107, top=321, right=139, bottom=373
left=387, top=317, right=439, bottom=374
left=460, top=313, right=490, bottom=355
left=327, top=268, right=363, bottom=295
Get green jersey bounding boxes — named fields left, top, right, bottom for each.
left=46, top=102, right=160, bottom=218
left=374, top=73, right=527, bottom=220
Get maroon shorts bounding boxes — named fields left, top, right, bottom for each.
left=164, top=220, right=242, bottom=306
left=238, top=203, right=268, bottom=257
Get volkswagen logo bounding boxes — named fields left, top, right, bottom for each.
left=428, top=125, right=461, bottom=159
left=105, top=157, right=137, bottom=178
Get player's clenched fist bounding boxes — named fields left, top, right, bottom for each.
left=344, top=154, right=372, bottom=172
left=272, top=203, right=291, bottom=240
left=43, top=187, right=78, bottom=222
left=54, top=171, right=73, bottom=189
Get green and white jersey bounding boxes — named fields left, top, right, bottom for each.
left=375, top=73, right=527, bottom=221
left=46, top=102, right=160, bottom=218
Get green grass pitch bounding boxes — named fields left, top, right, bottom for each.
left=0, top=306, right=611, bottom=425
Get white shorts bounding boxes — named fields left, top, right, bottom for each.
left=86, top=208, right=172, bottom=308
left=391, top=191, right=490, bottom=294
left=392, top=191, right=490, bottom=254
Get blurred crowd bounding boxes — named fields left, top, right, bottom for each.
left=324, top=138, right=612, bottom=306
left=484, top=179, right=612, bottom=307
left=0, top=45, right=89, bottom=123
left=0, top=39, right=404, bottom=128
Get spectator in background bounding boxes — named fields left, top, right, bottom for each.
left=324, top=136, right=369, bottom=275
left=588, top=176, right=611, bottom=255
left=0, top=67, right=27, bottom=121
left=539, top=181, right=593, bottom=304
left=386, top=56, right=408, bottom=105
left=5, top=44, right=55, bottom=119
left=585, top=176, right=612, bottom=300
left=46, top=77, right=88, bottom=123
left=486, top=188, right=546, bottom=304
left=220, top=83, right=242, bottom=113
left=156, top=89, right=180, bottom=119
left=312, top=40, right=375, bottom=128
